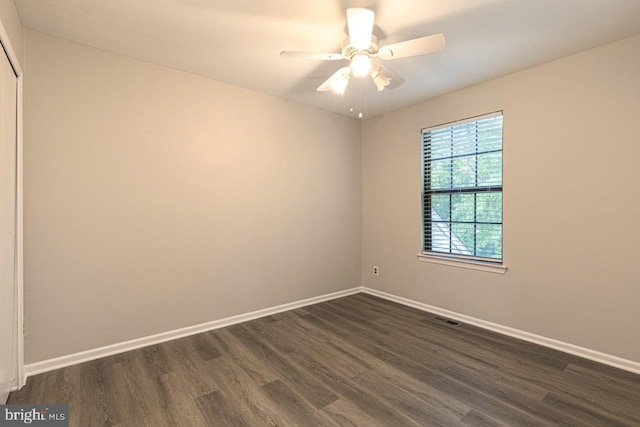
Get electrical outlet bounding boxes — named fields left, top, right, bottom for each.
left=373, top=266, right=379, bottom=276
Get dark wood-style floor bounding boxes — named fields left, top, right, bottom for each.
left=9, top=293, right=640, bottom=426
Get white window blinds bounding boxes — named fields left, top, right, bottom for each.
left=422, top=112, right=503, bottom=261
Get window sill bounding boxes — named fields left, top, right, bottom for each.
left=416, top=253, right=507, bottom=274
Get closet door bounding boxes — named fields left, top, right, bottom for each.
left=0, top=44, right=17, bottom=404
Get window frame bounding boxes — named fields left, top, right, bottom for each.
left=417, top=111, right=507, bottom=274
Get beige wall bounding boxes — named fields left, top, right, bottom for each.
left=362, top=34, right=640, bottom=363
left=24, top=30, right=361, bottom=363
left=22, top=23, right=640, bottom=365
left=0, top=0, right=23, bottom=65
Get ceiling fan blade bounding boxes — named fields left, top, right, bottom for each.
left=376, top=33, right=445, bottom=60
left=280, top=51, right=343, bottom=60
left=346, top=8, right=374, bottom=49
left=372, top=63, right=405, bottom=90
left=317, top=67, right=351, bottom=92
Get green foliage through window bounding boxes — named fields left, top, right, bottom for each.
left=422, top=113, right=503, bottom=260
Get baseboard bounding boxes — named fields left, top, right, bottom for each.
left=25, top=286, right=363, bottom=378
left=362, top=287, right=640, bottom=375
left=24, top=285, right=640, bottom=381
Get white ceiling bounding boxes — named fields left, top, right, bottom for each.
left=14, top=0, right=640, bottom=118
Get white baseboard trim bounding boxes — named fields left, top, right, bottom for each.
left=19, top=366, right=26, bottom=388
left=24, top=285, right=640, bottom=381
left=362, top=287, right=640, bottom=375
left=25, top=287, right=363, bottom=378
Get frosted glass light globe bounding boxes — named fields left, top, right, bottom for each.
left=351, top=54, right=371, bottom=77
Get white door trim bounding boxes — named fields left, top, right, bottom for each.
left=0, top=19, right=24, bottom=390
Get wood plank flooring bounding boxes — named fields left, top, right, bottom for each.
left=9, top=293, right=640, bottom=426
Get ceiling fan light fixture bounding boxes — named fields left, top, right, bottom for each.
left=351, top=54, right=371, bottom=77
left=372, top=69, right=391, bottom=91
left=330, top=72, right=350, bottom=95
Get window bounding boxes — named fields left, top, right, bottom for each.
left=421, top=112, right=503, bottom=266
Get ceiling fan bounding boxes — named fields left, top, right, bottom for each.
left=281, top=8, right=445, bottom=95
